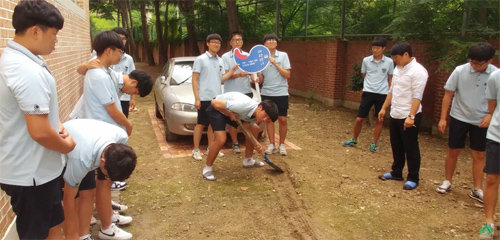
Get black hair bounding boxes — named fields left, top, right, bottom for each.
left=112, top=27, right=128, bottom=38
left=230, top=31, right=243, bottom=40
left=390, top=42, right=412, bottom=57
left=129, top=70, right=153, bottom=97
left=260, top=99, right=278, bottom=122
left=93, top=31, right=124, bottom=56
left=104, top=143, right=137, bottom=182
left=263, top=33, right=279, bottom=43
left=468, top=42, right=496, bottom=61
left=206, top=33, right=222, bottom=43
left=372, top=37, right=387, bottom=47
left=12, top=0, right=64, bottom=34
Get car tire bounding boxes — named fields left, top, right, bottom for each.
left=154, top=100, right=163, bottom=119
left=164, top=118, right=178, bottom=142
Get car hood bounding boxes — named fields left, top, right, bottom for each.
left=169, top=84, right=195, bottom=104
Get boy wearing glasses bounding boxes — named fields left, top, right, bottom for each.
left=435, top=42, right=497, bottom=203
left=192, top=33, right=234, bottom=161
left=62, top=119, right=136, bottom=240
left=221, top=31, right=254, bottom=154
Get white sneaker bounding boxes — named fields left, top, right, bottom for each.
left=90, top=216, right=97, bottom=225
left=279, top=144, right=287, bottom=156
left=111, top=200, right=128, bottom=213
left=111, top=211, right=132, bottom=225
left=111, top=181, right=127, bottom=191
left=436, top=180, right=451, bottom=194
left=99, top=223, right=132, bottom=240
left=469, top=188, right=484, bottom=203
left=265, top=144, right=278, bottom=154
left=206, top=147, right=224, bottom=157
left=243, top=158, right=265, bottom=168
left=80, top=234, right=94, bottom=240
left=192, top=149, right=202, bottom=160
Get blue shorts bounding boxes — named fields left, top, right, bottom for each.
left=448, top=117, right=487, bottom=151
left=197, top=101, right=212, bottom=126
left=261, top=95, right=288, bottom=116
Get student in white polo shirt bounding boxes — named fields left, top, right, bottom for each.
left=343, top=37, right=394, bottom=152
left=61, top=119, right=136, bottom=240
left=377, top=42, right=428, bottom=190
left=479, top=69, right=500, bottom=239
left=221, top=31, right=254, bottom=154
left=191, top=33, right=236, bottom=160
left=435, top=42, right=497, bottom=203
left=202, top=92, right=279, bottom=180
left=0, top=1, right=76, bottom=239
left=256, top=33, right=292, bottom=156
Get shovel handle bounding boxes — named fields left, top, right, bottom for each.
left=235, top=119, right=260, bottom=148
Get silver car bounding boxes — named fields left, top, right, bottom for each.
left=154, top=56, right=262, bottom=141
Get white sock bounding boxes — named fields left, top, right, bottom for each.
left=101, top=224, right=114, bottom=233
left=203, top=165, right=212, bottom=174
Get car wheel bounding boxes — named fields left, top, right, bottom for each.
left=154, top=99, right=163, bottom=119
left=163, top=118, right=178, bottom=142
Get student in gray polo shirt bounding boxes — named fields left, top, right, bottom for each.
left=479, top=69, right=500, bottom=239
left=202, top=92, right=279, bottom=180
left=221, top=31, right=254, bottom=154
left=192, top=33, right=237, bottom=160
left=62, top=119, right=136, bottom=240
left=256, top=33, right=292, bottom=156
left=0, top=1, right=76, bottom=239
left=436, top=42, right=497, bottom=204
left=343, top=37, right=394, bottom=152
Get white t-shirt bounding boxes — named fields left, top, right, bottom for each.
left=193, top=51, right=225, bottom=101
left=260, top=50, right=291, bottom=96
left=111, top=53, right=135, bottom=101
left=63, top=119, right=128, bottom=188
left=0, top=40, right=64, bottom=186
left=215, top=92, right=258, bottom=121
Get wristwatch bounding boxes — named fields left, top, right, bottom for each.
left=409, top=115, right=415, bottom=120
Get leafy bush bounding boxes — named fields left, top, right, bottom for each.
left=348, top=62, right=364, bottom=91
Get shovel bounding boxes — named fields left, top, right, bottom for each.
left=235, top=118, right=284, bottom=173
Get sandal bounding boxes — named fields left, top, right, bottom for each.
left=378, top=172, right=403, bottom=181
left=403, top=180, right=418, bottom=190
left=202, top=171, right=216, bottom=181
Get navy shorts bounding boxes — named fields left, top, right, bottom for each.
left=207, top=105, right=237, bottom=131
left=78, top=170, right=96, bottom=191
left=261, top=95, right=288, bottom=116
left=448, top=117, right=487, bottom=151
left=485, top=140, right=500, bottom=174
left=0, top=176, right=65, bottom=239
left=197, top=101, right=212, bottom=126
left=357, top=92, right=386, bottom=118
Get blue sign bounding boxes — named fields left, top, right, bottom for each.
left=233, top=45, right=270, bottom=73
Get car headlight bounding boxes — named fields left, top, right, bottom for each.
left=171, top=102, right=196, bottom=112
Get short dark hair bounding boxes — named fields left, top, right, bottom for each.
left=263, top=33, right=279, bottom=43
left=129, top=70, right=153, bottom=97
left=372, top=37, right=387, bottom=47
left=260, top=99, right=278, bottom=122
left=206, top=33, right=222, bottom=43
left=12, top=0, right=64, bottom=34
left=391, top=42, right=412, bottom=57
left=104, top=143, right=137, bottom=182
left=112, top=27, right=128, bottom=38
left=230, top=31, right=243, bottom=40
left=93, top=31, right=124, bottom=56
left=468, top=42, right=496, bottom=61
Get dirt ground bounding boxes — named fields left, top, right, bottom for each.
left=94, top=62, right=496, bottom=239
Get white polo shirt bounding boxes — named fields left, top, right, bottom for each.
left=485, top=70, right=500, bottom=143
left=361, top=55, right=394, bottom=94
left=260, top=50, right=291, bottom=96
left=221, top=50, right=252, bottom=94
left=63, top=119, right=128, bottom=188
left=389, top=58, right=428, bottom=119
left=0, top=40, right=64, bottom=186
left=445, top=63, right=498, bottom=126
left=193, top=51, right=225, bottom=101
left=215, top=92, right=258, bottom=122
left=111, top=53, right=135, bottom=101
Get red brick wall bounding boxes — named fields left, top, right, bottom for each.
left=0, top=0, right=90, bottom=238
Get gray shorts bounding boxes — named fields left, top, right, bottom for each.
left=485, top=139, right=500, bottom=174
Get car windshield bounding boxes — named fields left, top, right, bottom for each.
left=170, top=61, right=193, bottom=85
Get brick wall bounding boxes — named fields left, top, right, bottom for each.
left=0, top=0, right=90, bottom=238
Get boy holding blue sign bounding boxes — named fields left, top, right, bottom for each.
left=256, top=33, right=292, bottom=156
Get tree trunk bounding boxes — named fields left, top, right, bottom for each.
left=225, top=0, right=241, bottom=35
left=140, top=1, right=156, bottom=65
left=154, top=0, right=167, bottom=64
left=127, top=0, right=138, bottom=59
left=164, top=1, right=170, bottom=59
left=275, top=0, right=280, bottom=37
left=178, top=0, right=199, bottom=56
left=116, top=0, right=132, bottom=55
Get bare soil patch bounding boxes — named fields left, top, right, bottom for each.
left=93, top=62, right=494, bottom=239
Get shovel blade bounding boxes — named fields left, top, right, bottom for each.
left=264, top=154, right=284, bottom=173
